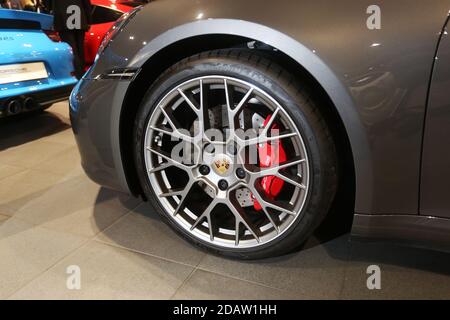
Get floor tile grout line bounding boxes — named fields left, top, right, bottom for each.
left=28, top=159, right=87, bottom=179
left=169, top=253, right=303, bottom=299
left=169, top=246, right=208, bottom=300
left=93, top=237, right=199, bottom=269
left=1, top=214, right=43, bottom=228
left=0, top=206, right=352, bottom=298
left=0, top=166, right=71, bottom=190
left=3, top=200, right=350, bottom=299
left=194, top=265, right=304, bottom=296
left=29, top=167, right=82, bottom=179
left=0, top=142, right=74, bottom=171
left=95, top=226, right=347, bottom=298
left=0, top=213, right=11, bottom=220
left=94, top=236, right=300, bottom=297
left=35, top=209, right=135, bottom=241
left=179, top=267, right=299, bottom=299
left=86, top=201, right=143, bottom=238
left=90, top=201, right=143, bottom=237
left=169, top=265, right=200, bottom=300
left=5, top=237, right=91, bottom=299
left=0, top=166, right=28, bottom=183
left=4, top=198, right=147, bottom=299
left=3, top=198, right=142, bottom=240
left=3, top=217, right=342, bottom=300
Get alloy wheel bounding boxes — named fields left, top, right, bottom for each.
left=143, top=75, right=310, bottom=249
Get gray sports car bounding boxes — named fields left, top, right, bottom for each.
left=70, top=0, right=450, bottom=259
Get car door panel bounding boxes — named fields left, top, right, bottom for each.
left=421, top=17, right=450, bottom=218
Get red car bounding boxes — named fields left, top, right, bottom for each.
left=84, top=0, right=148, bottom=67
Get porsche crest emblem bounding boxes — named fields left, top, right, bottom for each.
left=213, top=158, right=231, bottom=175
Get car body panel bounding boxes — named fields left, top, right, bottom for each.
left=0, top=8, right=53, bottom=29
left=420, top=17, right=450, bottom=218
left=352, top=214, right=450, bottom=252
left=70, top=78, right=130, bottom=191
left=71, top=0, right=450, bottom=249
left=84, top=0, right=140, bottom=67
left=0, top=9, right=77, bottom=116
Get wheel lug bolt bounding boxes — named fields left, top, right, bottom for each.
left=218, top=179, right=228, bottom=191
left=199, top=165, right=210, bottom=175
left=236, top=168, right=246, bottom=179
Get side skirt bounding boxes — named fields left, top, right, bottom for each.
left=352, top=214, right=450, bottom=253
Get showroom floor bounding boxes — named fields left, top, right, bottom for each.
left=0, top=102, right=450, bottom=300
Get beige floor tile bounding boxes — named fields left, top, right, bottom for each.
left=10, top=241, right=194, bottom=300
left=46, top=102, right=70, bottom=122
left=0, top=139, right=72, bottom=168
left=12, top=175, right=141, bottom=237
left=38, top=128, right=76, bottom=146
left=0, top=169, right=66, bottom=215
left=37, top=207, right=130, bottom=239
left=341, top=242, right=450, bottom=299
left=96, top=202, right=205, bottom=266
left=0, top=218, right=86, bottom=299
left=0, top=164, right=26, bottom=181
left=33, top=146, right=83, bottom=177
left=173, top=270, right=299, bottom=300
left=198, top=235, right=350, bottom=299
left=0, top=207, right=15, bottom=216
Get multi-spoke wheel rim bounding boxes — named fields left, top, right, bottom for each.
left=144, top=75, right=310, bottom=249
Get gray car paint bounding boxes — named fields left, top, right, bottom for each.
left=71, top=0, right=450, bottom=248
left=420, top=17, right=450, bottom=219
left=352, top=213, right=450, bottom=250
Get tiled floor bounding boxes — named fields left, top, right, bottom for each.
left=1, top=102, right=450, bottom=299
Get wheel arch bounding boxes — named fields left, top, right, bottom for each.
left=120, top=19, right=367, bottom=213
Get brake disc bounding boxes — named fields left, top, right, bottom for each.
left=236, top=187, right=254, bottom=207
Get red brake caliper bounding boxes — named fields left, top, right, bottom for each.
left=253, top=115, right=286, bottom=211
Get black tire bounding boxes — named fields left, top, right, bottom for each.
left=134, top=49, right=338, bottom=259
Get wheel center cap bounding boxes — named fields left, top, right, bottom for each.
left=212, top=154, right=233, bottom=176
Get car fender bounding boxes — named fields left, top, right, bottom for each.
left=102, top=19, right=371, bottom=213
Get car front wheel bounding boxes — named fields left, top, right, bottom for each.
left=134, top=49, right=338, bottom=259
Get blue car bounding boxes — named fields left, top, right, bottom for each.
left=0, top=9, right=77, bottom=117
